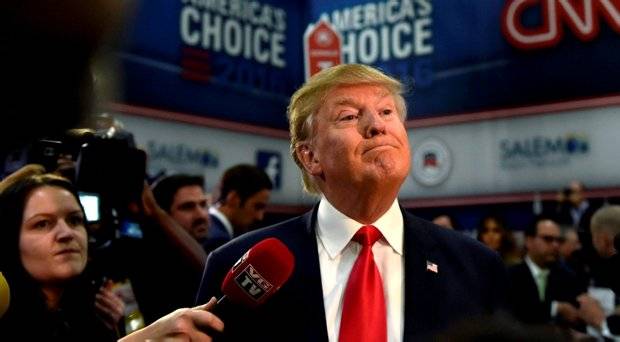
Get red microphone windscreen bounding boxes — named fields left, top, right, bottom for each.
left=221, top=238, right=294, bottom=308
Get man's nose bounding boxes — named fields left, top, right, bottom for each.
left=195, top=205, right=208, bottom=218
left=362, top=110, right=386, bottom=138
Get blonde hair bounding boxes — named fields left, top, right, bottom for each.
left=591, top=205, right=620, bottom=235
left=287, top=64, right=407, bottom=194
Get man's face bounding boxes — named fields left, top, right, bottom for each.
left=170, top=185, right=209, bottom=240
left=230, top=189, right=271, bottom=234
left=568, top=180, right=584, bottom=206
left=559, top=230, right=581, bottom=259
left=300, top=84, right=410, bottom=193
left=526, top=220, right=562, bottom=267
left=591, top=229, right=614, bottom=258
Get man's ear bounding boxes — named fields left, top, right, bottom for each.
left=295, top=142, right=322, bottom=176
left=225, top=190, right=241, bottom=208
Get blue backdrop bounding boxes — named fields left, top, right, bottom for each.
left=120, top=0, right=620, bottom=129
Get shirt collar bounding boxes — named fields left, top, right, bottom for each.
left=316, top=196, right=404, bottom=259
left=208, top=206, right=234, bottom=237
left=525, top=255, right=549, bottom=277
left=571, top=200, right=590, bottom=216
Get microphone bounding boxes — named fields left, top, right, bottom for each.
left=0, top=272, right=10, bottom=318
left=219, top=238, right=294, bottom=309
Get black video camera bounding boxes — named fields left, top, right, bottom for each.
left=75, top=137, right=146, bottom=216
left=28, top=128, right=146, bottom=223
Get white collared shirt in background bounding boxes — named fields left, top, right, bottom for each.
left=316, top=197, right=404, bottom=342
left=525, top=255, right=560, bottom=317
left=208, top=206, right=234, bottom=238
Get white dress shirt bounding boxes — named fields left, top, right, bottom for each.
left=524, top=255, right=559, bottom=316
left=208, top=206, right=234, bottom=238
left=316, top=197, right=404, bottom=342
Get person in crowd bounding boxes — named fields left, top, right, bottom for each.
left=555, top=180, right=601, bottom=266
left=196, top=64, right=507, bottom=340
left=560, top=228, right=582, bottom=262
left=477, top=214, right=521, bottom=265
left=152, top=174, right=210, bottom=244
left=559, top=226, right=590, bottom=290
left=88, top=180, right=208, bottom=326
left=432, top=214, right=456, bottom=229
left=576, top=205, right=620, bottom=339
left=506, top=215, right=586, bottom=330
left=0, top=165, right=124, bottom=340
left=588, top=206, right=620, bottom=293
left=556, top=180, right=593, bottom=229
left=204, top=164, right=273, bottom=252
left=91, top=113, right=137, bottom=147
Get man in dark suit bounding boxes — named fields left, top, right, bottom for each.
left=196, top=64, right=507, bottom=341
left=507, top=216, right=586, bottom=328
left=204, top=164, right=273, bottom=253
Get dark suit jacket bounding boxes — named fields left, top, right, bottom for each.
left=203, top=213, right=233, bottom=254
left=196, top=206, right=507, bottom=341
left=506, top=261, right=585, bottom=326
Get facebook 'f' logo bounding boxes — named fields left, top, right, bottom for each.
left=256, top=151, right=281, bottom=190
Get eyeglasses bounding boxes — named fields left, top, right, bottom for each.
left=537, top=235, right=564, bottom=244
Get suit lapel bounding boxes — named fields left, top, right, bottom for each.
left=269, top=207, right=328, bottom=341
left=402, top=210, right=442, bottom=340
left=523, top=264, right=543, bottom=303
left=299, top=208, right=329, bottom=341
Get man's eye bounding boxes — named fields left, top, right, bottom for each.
left=340, top=114, right=358, bottom=121
left=382, top=109, right=393, bottom=116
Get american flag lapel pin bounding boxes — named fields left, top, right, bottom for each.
left=426, top=260, right=438, bottom=274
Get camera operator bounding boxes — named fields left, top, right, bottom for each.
left=86, top=180, right=208, bottom=326
left=28, top=123, right=208, bottom=329
left=84, top=129, right=207, bottom=328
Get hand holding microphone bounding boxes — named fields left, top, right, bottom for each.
left=120, top=238, right=295, bottom=341
left=119, top=297, right=224, bottom=342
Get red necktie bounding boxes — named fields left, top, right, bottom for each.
left=339, top=225, right=387, bottom=342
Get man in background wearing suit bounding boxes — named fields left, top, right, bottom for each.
left=204, top=164, right=273, bottom=253
left=196, top=64, right=507, bottom=341
left=152, top=174, right=210, bottom=244
left=507, top=216, right=585, bottom=329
